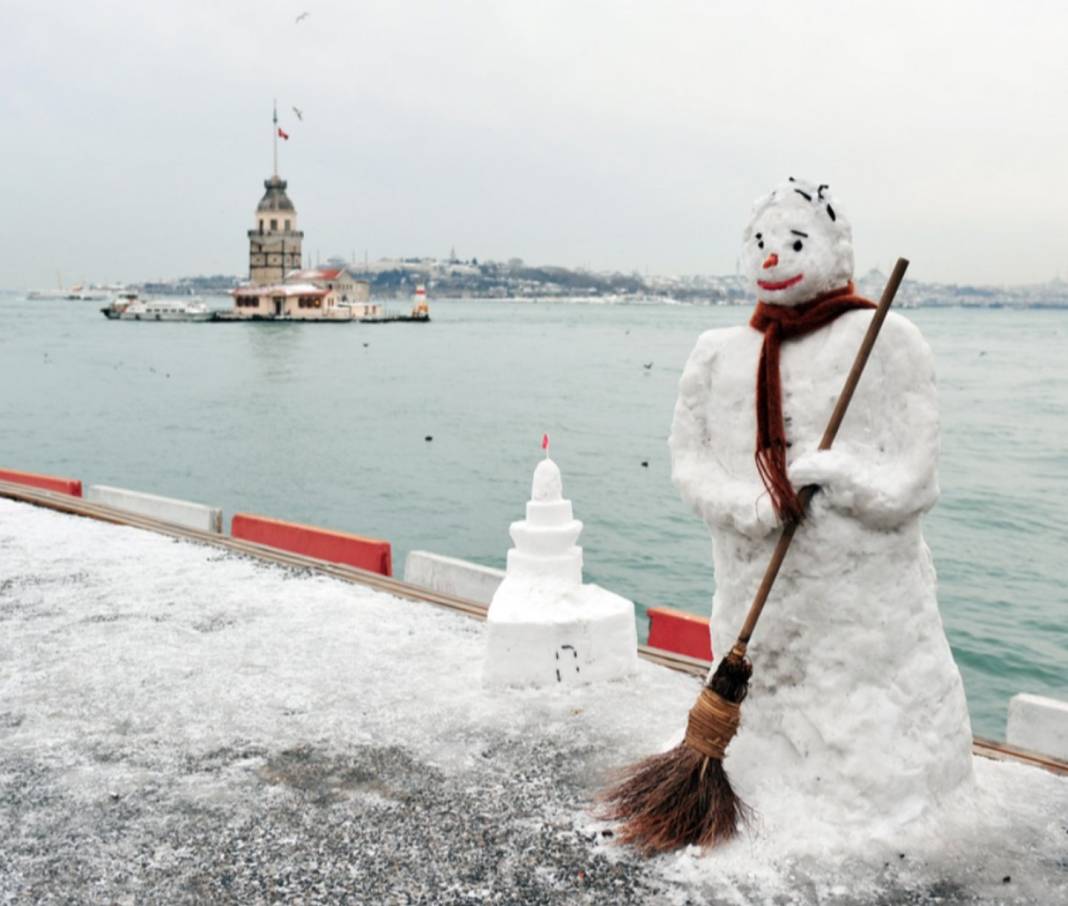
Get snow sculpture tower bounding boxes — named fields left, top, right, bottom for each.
left=484, top=446, right=638, bottom=688
left=506, top=456, right=583, bottom=584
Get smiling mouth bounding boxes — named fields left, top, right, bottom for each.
left=757, top=274, right=804, bottom=291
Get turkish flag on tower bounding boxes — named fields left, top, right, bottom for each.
left=277, top=127, right=289, bottom=140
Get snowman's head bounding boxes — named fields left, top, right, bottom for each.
left=741, top=178, right=854, bottom=307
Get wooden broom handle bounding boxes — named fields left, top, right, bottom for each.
left=733, top=258, right=910, bottom=649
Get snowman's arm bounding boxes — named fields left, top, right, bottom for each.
left=792, top=314, right=940, bottom=529
left=670, top=330, right=779, bottom=539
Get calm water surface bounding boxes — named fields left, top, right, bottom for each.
left=1, top=292, right=1065, bottom=739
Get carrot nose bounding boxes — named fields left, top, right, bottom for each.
left=762, top=253, right=779, bottom=269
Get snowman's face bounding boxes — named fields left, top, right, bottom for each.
left=742, top=182, right=853, bottom=307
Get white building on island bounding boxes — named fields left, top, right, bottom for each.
left=230, top=266, right=379, bottom=321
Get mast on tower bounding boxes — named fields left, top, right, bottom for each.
left=272, top=98, right=279, bottom=177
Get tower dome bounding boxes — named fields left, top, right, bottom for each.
left=256, top=175, right=296, bottom=214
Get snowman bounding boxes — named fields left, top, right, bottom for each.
left=668, top=179, right=974, bottom=834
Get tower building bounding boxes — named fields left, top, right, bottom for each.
left=248, top=103, right=304, bottom=285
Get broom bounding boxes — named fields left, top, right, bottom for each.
left=600, top=258, right=910, bottom=855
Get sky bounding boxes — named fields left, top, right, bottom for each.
left=4, top=0, right=1067, bottom=287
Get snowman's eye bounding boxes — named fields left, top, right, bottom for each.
left=792, top=239, right=803, bottom=252
left=758, top=240, right=764, bottom=250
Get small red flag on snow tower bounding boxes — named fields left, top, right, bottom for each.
left=542, top=433, right=550, bottom=453
left=277, top=127, right=289, bottom=140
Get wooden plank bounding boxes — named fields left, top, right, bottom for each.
left=637, top=643, right=708, bottom=677
left=973, top=736, right=1068, bottom=776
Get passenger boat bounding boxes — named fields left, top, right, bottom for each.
left=29, top=274, right=110, bottom=301
left=101, top=296, right=214, bottom=322
left=100, top=290, right=141, bottom=319
left=65, top=283, right=111, bottom=302
left=27, top=289, right=68, bottom=301
left=27, top=272, right=68, bottom=300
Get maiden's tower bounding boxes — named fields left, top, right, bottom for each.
left=227, top=100, right=381, bottom=321
left=248, top=104, right=302, bottom=285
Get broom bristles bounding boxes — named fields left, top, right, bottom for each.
left=598, top=649, right=753, bottom=854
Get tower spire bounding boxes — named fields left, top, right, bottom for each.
left=272, top=98, right=278, bottom=177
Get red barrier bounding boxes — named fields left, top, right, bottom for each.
left=0, top=467, right=82, bottom=497
left=647, top=606, right=713, bottom=661
left=231, top=513, right=392, bottom=576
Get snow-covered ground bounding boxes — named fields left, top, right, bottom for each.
left=1, top=497, right=1065, bottom=904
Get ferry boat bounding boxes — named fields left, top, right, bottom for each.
left=27, top=272, right=67, bottom=300
left=100, top=290, right=141, bottom=319
left=65, top=283, right=112, bottom=302
left=101, top=295, right=214, bottom=322
left=28, top=274, right=110, bottom=301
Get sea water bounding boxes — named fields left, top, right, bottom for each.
left=0, top=292, right=1064, bottom=739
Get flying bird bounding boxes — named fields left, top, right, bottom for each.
left=295, top=11, right=309, bottom=24
left=292, top=106, right=303, bottom=121
left=642, top=362, right=653, bottom=370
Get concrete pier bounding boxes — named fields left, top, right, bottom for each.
left=2, top=496, right=1067, bottom=904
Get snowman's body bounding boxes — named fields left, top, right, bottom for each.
left=670, top=180, right=973, bottom=833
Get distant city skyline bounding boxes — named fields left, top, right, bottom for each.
left=4, top=1, right=1067, bottom=288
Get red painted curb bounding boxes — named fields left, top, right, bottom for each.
left=646, top=606, right=713, bottom=661
left=0, top=468, right=82, bottom=497
left=231, top=513, right=392, bottom=576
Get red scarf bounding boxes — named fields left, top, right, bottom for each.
left=749, top=283, right=874, bottom=522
